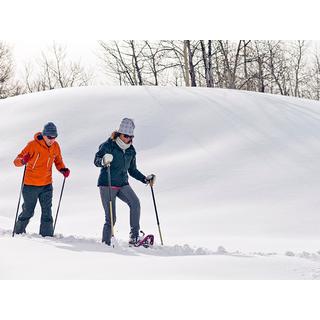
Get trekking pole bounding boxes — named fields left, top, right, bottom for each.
left=53, top=176, right=66, bottom=235
left=103, top=154, right=115, bottom=246
left=150, top=185, right=164, bottom=245
left=12, top=166, right=27, bottom=237
left=106, top=164, right=115, bottom=245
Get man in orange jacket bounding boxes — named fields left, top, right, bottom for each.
left=13, top=122, right=70, bottom=237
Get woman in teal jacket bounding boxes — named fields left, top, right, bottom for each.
left=94, top=118, right=155, bottom=246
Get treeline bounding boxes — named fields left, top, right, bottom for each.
left=0, top=42, right=93, bottom=99
left=2, top=40, right=320, bottom=101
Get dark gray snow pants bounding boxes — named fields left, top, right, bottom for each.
left=99, top=184, right=140, bottom=244
left=14, top=184, right=54, bottom=237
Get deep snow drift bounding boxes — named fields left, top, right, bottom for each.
left=1, top=86, right=320, bottom=279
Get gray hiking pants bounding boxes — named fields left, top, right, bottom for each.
left=99, top=184, right=140, bottom=244
left=15, top=184, right=54, bottom=237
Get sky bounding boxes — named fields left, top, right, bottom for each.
left=8, top=40, right=111, bottom=84
left=10, top=40, right=98, bottom=65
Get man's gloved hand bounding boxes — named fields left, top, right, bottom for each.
left=21, top=154, right=31, bottom=165
left=60, top=168, right=70, bottom=178
left=145, top=174, right=156, bottom=187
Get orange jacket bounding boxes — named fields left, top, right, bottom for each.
left=14, top=132, right=66, bottom=186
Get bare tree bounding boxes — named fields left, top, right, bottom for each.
left=100, top=41, right=136, bottom=85
left=265, top=41, right=292, bottom=95
left=95, top=39, right=320, bottom=101
left=129, top=40, right=144, bottom=85
left=185, top=40, right=198, bottom=87
left=143, top=41, right=161, bottom=85
left=289, top=40, right=307, bottom=97
left=250, top=41, right=269, bottom=92
left=99, top=40, right=145, bottom=86
left=141, top=41, right=180, bottom=86
left=217, top=40, right=245, bottom=89
left=183, top=41, right=190, bottom=87
left=311, top=50, right=320, bottom=100
left=99, top=40, right=183, bottom=86
left=160, top=40, right=191, bottom=86
left=200, top=40, right=214, bottom=87
left=237, top=40, right=256, bottom=91
left=0, top=42, right=22, bottom=98
left=24, top=42, right=93, bottom=93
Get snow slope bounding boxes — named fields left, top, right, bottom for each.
left=1, top=86, right=320, bottom=279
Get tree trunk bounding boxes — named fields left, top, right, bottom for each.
left=208, top=40, right=214, bottom=87
left=201, top=40, right=214, bottom=87
left=130, top=40, right=143, bottom=86
left=183, top=41, right=190, bottom=87
left=186, top=40, right=197, bottom=87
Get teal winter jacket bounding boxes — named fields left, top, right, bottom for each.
left=94, top=138, right=146, bottom=187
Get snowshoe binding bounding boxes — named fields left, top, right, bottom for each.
left=129, top=231, right=154, bottom=248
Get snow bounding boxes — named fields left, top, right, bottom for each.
left=1, top=85, right=320, bottom=279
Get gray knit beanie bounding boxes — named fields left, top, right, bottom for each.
left=42, top=122, right=58, bottom=137
left=118, top=118, right=135, bottom=136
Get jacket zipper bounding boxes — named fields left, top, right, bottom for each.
left=47, top=157, right=50, bottom=168
left=32, top=153, right=40, bottom=169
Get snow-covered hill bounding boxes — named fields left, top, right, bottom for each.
left=1, top=86, right=320, bottom=279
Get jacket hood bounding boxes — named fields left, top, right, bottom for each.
left=34, top=132, right=50, bottom=149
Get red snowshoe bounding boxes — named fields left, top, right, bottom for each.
left=129, top=231, right=154, bottom=248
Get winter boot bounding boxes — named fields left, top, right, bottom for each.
left=39, top=221, right=54, bottom=237
left=129, top=230, right=146, bottom=246
left=129, top=231, right=141, bottom=246
left=102, top=223, right=111, bottom=246
left=14, top=219, right=29, bottom=234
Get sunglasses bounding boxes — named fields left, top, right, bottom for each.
left=123, top=134, right=134, bottom=139
left=47, top=136, right=57, bottom=140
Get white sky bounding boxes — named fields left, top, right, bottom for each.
left=8, top=40, right=111, bottom=84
